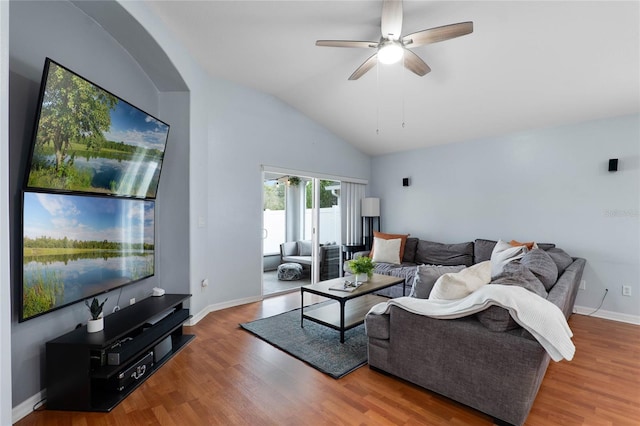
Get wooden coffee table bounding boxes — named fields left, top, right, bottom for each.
left=300, top=274, right=405, bottom=343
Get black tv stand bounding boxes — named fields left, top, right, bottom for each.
left=45, top=294, right=194, bottom=412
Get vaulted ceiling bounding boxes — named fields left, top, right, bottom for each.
left=146, top=1, right=640, bottom=156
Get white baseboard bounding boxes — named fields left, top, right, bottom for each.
left=573, top=305, right=640, bottom=325
left=186, top=296, right=263, bottom=326
left=12, top=389, right=45, bottom=424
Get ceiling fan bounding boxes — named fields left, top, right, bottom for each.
left=316, top=0, right=473, bottom=80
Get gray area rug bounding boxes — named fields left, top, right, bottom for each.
left=240, top=303, right=367, bottom=379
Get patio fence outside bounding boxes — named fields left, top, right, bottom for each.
left=263, top=206, right=341, bottom=255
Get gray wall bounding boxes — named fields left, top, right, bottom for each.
left=9, top=0, right=189, bottom=406
left=371, top=114, right=640, bottom=319
left=1, top=1, right=12, bottom=423
left=200, top=76, right=371, bottom=307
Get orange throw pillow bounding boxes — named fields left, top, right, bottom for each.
left=509, top=240, right=535, bottom=250
left=370, top=231, right=409, bottom=260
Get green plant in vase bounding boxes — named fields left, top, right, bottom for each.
left=85, top=297, right=107, bottom=333
left=86, top=297, right=107, bottom=320
left=348, top=256, right=375, bottom=285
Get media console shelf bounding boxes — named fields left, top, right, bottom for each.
left=46, top=294, right=194, bottom=412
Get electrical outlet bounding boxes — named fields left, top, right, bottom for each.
left=622, top=285, right=631, bottom=297
left=130, top=297, right=136, bottom=305
left=579, top=280, right=586, bottom=290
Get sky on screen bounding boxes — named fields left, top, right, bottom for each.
left=103, top=101, right=169, bottom=152
left=23, top=193, right=154, bottom=244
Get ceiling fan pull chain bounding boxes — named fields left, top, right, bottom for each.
left=376, top=60, right=380, bottom=135
left=402, top=51, right=406, bottom=129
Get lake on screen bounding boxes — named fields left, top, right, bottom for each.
left=23, top=253, right=154, bottom=307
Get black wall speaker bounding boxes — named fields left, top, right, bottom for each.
left=402, top=178, right=410, bottom=187
left=608, top=159, right=618, bottom=172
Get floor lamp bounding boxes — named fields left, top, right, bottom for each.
left=361, top=197, right=380, bottom=251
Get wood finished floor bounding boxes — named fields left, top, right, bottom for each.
left=16, top=292, right=640, bottom=426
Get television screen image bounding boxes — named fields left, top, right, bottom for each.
left=25, top=58, right=170, bottom=199
left=21, top=191, right=155, bottom=321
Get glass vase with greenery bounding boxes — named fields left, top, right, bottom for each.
left=348, top=256, right=375, bottom=285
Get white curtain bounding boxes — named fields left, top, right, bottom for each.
left=340, top=182, right=366, bottom=245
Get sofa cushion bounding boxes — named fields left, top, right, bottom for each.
left=415, top=240, right=474, bottom=267
left=490, top=240, right=527, bottom=278
left=429, top=261, right=491, bottom=300
left=474, top=239, right=497, bottom=263
left=403, top=237, right=419, bottom=263
left=282, top=241, right=298, bottom=257
left=410, top=264, right=466, bottom=299
left=521, top=249, right=558, bottom=291
left=546, top=247, right=573, bottom=275
left=370, top=231, right=409, bottom=261
left=371, top=237, right=401, bottom=264
left=297, top=240, right=312, bottom=256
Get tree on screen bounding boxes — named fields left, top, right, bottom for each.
left=36, top=63, right=118, bottom=174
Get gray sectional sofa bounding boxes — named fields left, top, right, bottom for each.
left=363, top=237, right=585, bottom=426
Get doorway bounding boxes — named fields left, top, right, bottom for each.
left=262, top=169, right=342, bottom=296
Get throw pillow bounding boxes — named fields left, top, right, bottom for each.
left=520, top=249, right=558, bottom=291
left=509, top=240, right=538, bottom=250
left=490, top=240, right=528, bottom=278
left=476, top=261, right=548, bottom=332
left=297, top=240, right=312, bottom=256
left=545, top=247, right=573, bottom=275
left=370, top=231, right=409, bottom=260
left=403, top=237, right=419, bottom=263
left=410, top=264, right=466, bottom=299
left=371, top=237, right=401, bottom=264
left=474, top=239, right=497, bottom=263
left=429, top=261, right=491, bottom=300
left=491, top=261, right=548, bottom=298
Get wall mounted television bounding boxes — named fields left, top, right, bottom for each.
left=20, top=191, right=155, bottom=322
left=24, top=58, right=170, bottom=199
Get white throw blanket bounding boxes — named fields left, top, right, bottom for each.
left=368, top=284, right=575, bottom=361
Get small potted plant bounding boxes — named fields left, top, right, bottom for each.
left=85, top=297, right=107, bottom=333
left=288, top=176, right=300, bottom=186
left=348, top=256, right=375, bottom=285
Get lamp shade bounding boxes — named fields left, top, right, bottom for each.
left=361, top=197, right=380, bottom=217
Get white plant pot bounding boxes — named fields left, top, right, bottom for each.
left=87, top=317, right=104, bottom=333
left=355, top=273, right=369, bottom=283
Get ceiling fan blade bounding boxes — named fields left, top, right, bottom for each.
left=349, top=53, right=378, bottom=80
left=316, top=40, right=378, bottom=48
left=381, top=0, right=403, bottom=40
left=403, top=22, right=473, bottom=47
left=403, top=50, right=431, bottom=76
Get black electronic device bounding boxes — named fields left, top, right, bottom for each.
left=402, top=177, right=410, bottom=187
left=106, top=308, right=189, bottom=365
left=609, top=158, right=618, bottom=172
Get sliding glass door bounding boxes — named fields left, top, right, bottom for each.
left=262, top=169, right=343, bottom=295
left=305, top=179, right=341, bottom=282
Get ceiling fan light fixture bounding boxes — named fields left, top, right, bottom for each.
left=377, top=40, right=403, bottom=64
